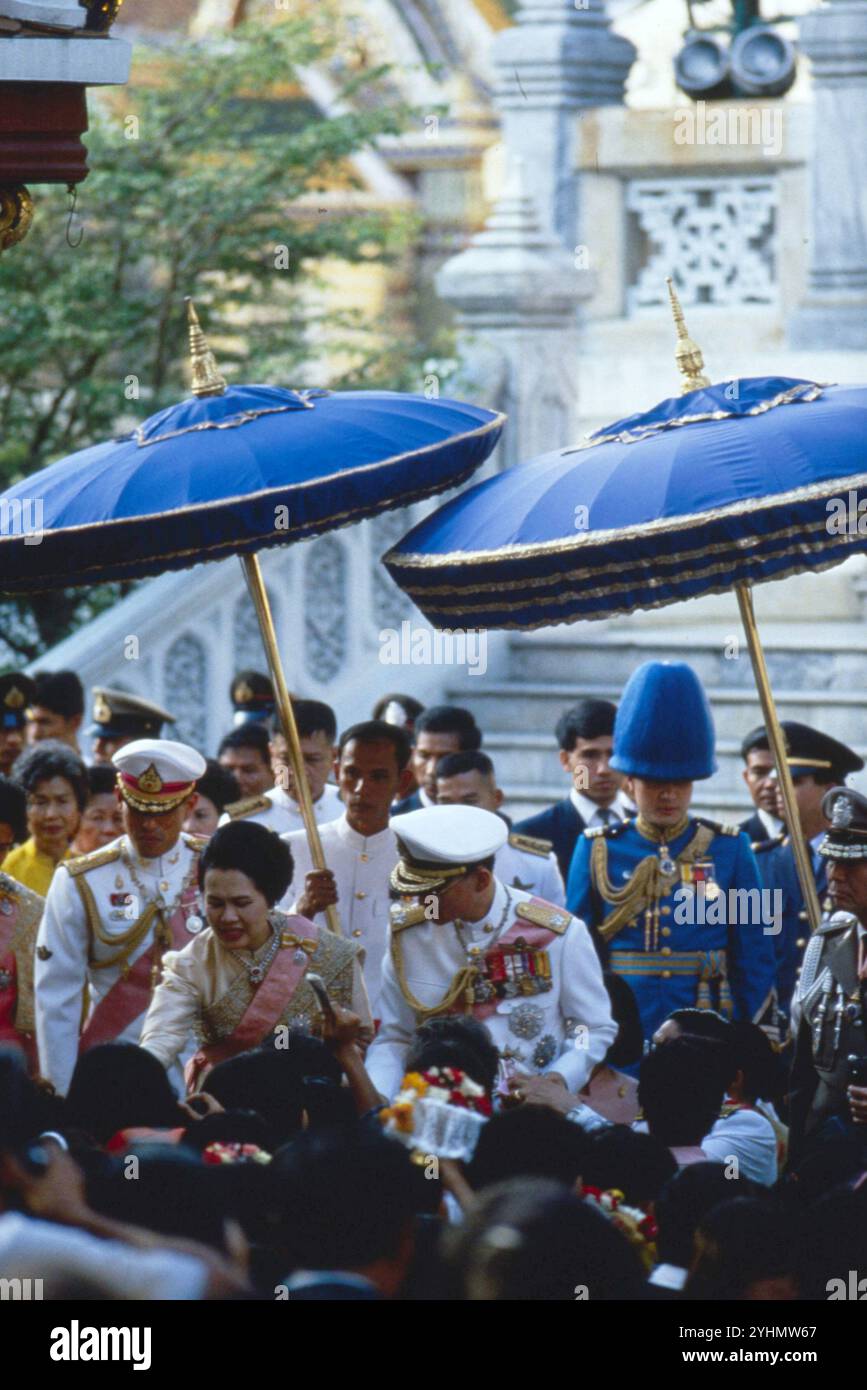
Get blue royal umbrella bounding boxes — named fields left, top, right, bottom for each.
left=0, top=303, right=503, bottom=594
left=384, top=283, right=860, bottom=928
left=0, top=300, right=505, bottom=931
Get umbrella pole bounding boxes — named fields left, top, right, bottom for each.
left=735, top=581, right=822, bottom=931
left=241, top=553, right=342, bottom=937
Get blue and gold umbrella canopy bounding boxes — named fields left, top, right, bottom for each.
left=0, top=320, right=503, bottom=594
left=384, top=284, right=867, bottom=934
left=0, top=300, right=504, bottom=935
left=383, top=374, right=867, bottom=629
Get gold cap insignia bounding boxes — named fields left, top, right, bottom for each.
left=4, top=685, right=25, bottom=710
left=138, top=764, right=164, bottom=794
left=235, top=681, right=254, bottom=704
left=94, top=695, right=112, bottom=724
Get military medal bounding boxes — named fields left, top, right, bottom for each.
left=659, top=846, right=676, bottom=876
left=508, top=1001, right=544, bottom=1040
left=532, top=1035, right=558, bottom=1069
left=681, top=858, right=720, bottom=899
left=185, top=914, right=204, bottom=934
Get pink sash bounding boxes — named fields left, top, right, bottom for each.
left=184, top=916, right=319, bottom=1092
left=79, top=882, right=202, bottom=1053
left=457, top=898, right=564, bottom=1021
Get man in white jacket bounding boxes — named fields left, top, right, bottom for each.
left=366, top=805, right=616, bottom=1102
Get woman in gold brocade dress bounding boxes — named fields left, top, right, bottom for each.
left=139, top=822, right=371, bottom=1089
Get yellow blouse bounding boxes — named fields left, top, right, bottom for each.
left=1, top=838, right=68, bottom=898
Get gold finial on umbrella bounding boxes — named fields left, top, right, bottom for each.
left=185, top=297, right=227, bottom=398
left=666, top=277, right=710, bottom=395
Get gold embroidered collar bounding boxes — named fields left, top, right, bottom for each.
left=635, top=814, right=690, bottom=844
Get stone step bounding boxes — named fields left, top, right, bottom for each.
left=448, top=680, right=867, bottom=743
left=485, top=731, right=867, bottom=792
left=503, top=625, right=867, bottom=691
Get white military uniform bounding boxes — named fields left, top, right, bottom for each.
left=35, top=831, right=206, bottom=1095
left=367, top=878, right=616, bottom=1101
left=495, top=832, right=565, bottom=907
left=220, top=782, right=342, bottom=836
left=279, top=814, right=397, bottom=1017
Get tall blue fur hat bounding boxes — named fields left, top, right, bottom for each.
left=610, top=661, right=717, bottom=781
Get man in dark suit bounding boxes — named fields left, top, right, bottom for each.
left=515, top=698, right=631, bottom=883
left=739, top=725, right=784, bottom=847
left=391, top=704, right=482, bottom=816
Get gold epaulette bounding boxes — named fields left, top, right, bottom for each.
left=223, top=794, right=270, bottom=820
left=694, top=817, right=739, bottom=837
left=182, top=832, right=210, bottom=853
left=63, top=843, right=123, bottom=877
left=751, top=830, right=786, bottom=854
left=584, top=818, right=631, bottom=841
left=515, top=900, right=571, bottom=934
left=508, top=831, right=552, bottom=858
left=389, top=901, right=429, bottom=933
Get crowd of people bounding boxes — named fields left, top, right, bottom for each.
left=0, top=660, right=864, bottom=1301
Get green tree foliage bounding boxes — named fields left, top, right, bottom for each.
left=0, top=17, right=433, bottom=660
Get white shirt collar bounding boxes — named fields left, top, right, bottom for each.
left=757, top=807, right=783, bottom=838
left=271, top=784, right=337, bottom=813
left=569, top=786, right=632, bottom=827
left=419, top=787, right=436, bottom=809
left=454, top=879, right=510, bottom=943
left=122, top=832, right=187, bottom=875
left=335, top=814, right=395, bottom=851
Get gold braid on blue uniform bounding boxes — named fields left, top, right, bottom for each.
left=591, top=823, right=715, bottom=946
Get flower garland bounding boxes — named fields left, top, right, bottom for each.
left=202, top=1142, right=272, bottom=1165
left=582, top=1186, right=658, bottom=1272
left=381, top=1066, right=492, bottom=1136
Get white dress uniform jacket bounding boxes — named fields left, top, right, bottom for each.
left=366, top=879, right=616, bottom=1101
left=219, top=782, right=342, bottom=835
left=495, top=834, right=566, bottom=907
left=34, top=832, right=204, bottom=1095
left=279, top=814, right=398, bottom=1017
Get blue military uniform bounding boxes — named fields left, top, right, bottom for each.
left=568, top=813, right=775, bottom=1044
left=566, top=660, right=776, bottom=1047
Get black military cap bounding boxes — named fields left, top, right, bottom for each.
left=819, top=787, right=867, bottom=860
left=229, top=669, right=275, bottom=727
left=87, top=688, right=176, bottom=740
left=740, top=720, right=862, bottom=780
left=0, top=673, right=36, bottom=731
